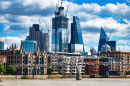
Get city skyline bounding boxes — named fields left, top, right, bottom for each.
left=0, top=0, right=130, bottom=52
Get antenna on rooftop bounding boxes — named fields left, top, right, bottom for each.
left=61, top=0, right=63, bottom=7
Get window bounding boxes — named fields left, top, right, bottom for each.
left=8, top=56, right=10, bottom=59
left=11, top=56, right=13, bottom=59
left=17, top=56, right=19, bottom=59
left=114, top=54, right=116, bottom=56
left=108, top=54, right=110, bottom=56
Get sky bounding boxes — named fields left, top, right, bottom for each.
left=0, top=0, right=130, bottom=52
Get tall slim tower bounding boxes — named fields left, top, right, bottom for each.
left=69, top=16, right=85, bottom=53
left=52, top=1, right=69, bottom=52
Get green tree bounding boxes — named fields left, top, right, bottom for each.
left=0, top=63, right=5, bottom=81
left=6, top=65, right=16, bottom=75
left=47, top=68, right=53, bottom=75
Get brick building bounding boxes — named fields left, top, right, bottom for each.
left=0, top=55, right=6, bottom=69
left=101, top=52, right=130, bottom=75
left=84, top=56, right=100, bottom=75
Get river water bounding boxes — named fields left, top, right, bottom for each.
left=0, top=78, right=130, bottom=86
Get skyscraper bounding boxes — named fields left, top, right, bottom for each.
left=21, top=40, right=37, bottom=52
left=42, top=33, right=49, bottom=52
left=98, top=27, right=116, bottom=52
left=69, top=16, right=85, bottom=53
left=26, top=24, right=49, bottom=52
left=52, top=3, right=69, bottom=52
left=0, top=41, right=4, bottom=50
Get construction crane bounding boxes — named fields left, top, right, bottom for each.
left=65, top=5, right=69, bottom=17
left=39, top=19, right=43, bottom=31
left=108, top=29, right=113, bottom=41
left=45, top=23, right=50, bottom=48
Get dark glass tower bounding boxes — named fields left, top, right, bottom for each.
left=98, top=27, right=116, bottom=52
left=69, top=16, right=85, bottom=53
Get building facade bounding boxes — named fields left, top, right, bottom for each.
left=52, top=4, right=69, bottom=52
left=26, top=24, right=49, bottom=52
left=0, top=44, right=47, bottom=75
left=84, top=57, right=100, bottom=75
left=0, top=55, right=6, bottom=69
left=21, top=40, right=37, bottom=52
left=69, top=16, right=85, bottom=53
left=0, top=41, right=4, bottom=50
left=47, top=52, right=85, bottom=75
left=98, top=27, right=116, bottom=52
left=101, top=52, right=130, bottom=75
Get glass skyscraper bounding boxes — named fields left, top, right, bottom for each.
left=52, top=5, right=69, bottom=52
left=98, top=27, right=116, bottom=52
left=21, top=40, right=37, bottom=52
left=69, top=16, right=85, bottom=53
left=0, top=41, right=4, bottom=50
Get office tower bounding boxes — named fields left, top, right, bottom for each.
left=90, top=48, right=96, bottom=55
left=0, top=41, right=4, bottom=50
left=69, top=16, right=85, bottom=53
left=98, top=27, right=116, bottom=52
left=26, top=24, right=49, bottom=52
left=21, top=40, right=37, bottom=52
left=52, top=2, right=69, bottom=52
left=42, top=33, right=49, bottom=52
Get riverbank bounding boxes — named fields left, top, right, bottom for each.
left=0, top=78, right=130, bottom=86
left=1, top=75, right=130, bottom=79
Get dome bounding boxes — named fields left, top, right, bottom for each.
left=101, top=43, right=111, bottom=52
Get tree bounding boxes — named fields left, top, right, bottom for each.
left=0, top=63, right=5, bottom=74
left=0, top=63, right=5, bottom=81
left=6, top=65, right=16, bottom=75
left=47, top=68, right=53, bottom=75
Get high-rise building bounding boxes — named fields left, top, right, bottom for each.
left=52, top=3, right=69, bottom=52
left=26, top=24, right=49, bottom=52
left=21, top=40, right=37, bottom=52
left=69, top=16, right=85, bottom=53
left=0, top=41, right=4, bottom=50
left=42, top=33, right=49, bottom=52
left=98, top=27, right=116, bottom=52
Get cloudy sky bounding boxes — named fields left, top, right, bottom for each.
left=0, top=0, right=130, bottom=52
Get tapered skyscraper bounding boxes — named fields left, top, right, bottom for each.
left=98, top=27, right=116, bottom=52
left=52, top=2, right=69, bottom=52
left=69, top=16, right=85, bottom=53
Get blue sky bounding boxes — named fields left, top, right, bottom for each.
left=0, top=0, right=130, bottom=52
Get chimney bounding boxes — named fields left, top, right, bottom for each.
left=55, top=51, right=57, bottom=55
left=20, top=45, right=23, bottom=49
left=37, top=47, right=39, bottom=51
left=43, top=49, right=45, bottom=54
left=12, top=43, right=13, bottom=49
left=15, top=43, right=16, bottom=49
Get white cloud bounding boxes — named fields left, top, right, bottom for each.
left=0, top=1, right=11, bottom=10
left=0, top=37, right=23, bottom=50
left=117, top=40, right=129, bottom=44
left=117, top=46, right=130, bottom=52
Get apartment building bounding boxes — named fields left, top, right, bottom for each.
left=101, top=52, right=130, bottom=75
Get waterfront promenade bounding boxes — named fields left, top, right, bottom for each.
left=0, top=78, right=130, bottom=86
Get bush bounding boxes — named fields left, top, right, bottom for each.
left=47, top=68, right=53, bottom=75
left=6, top=65, right=16, bottom=75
